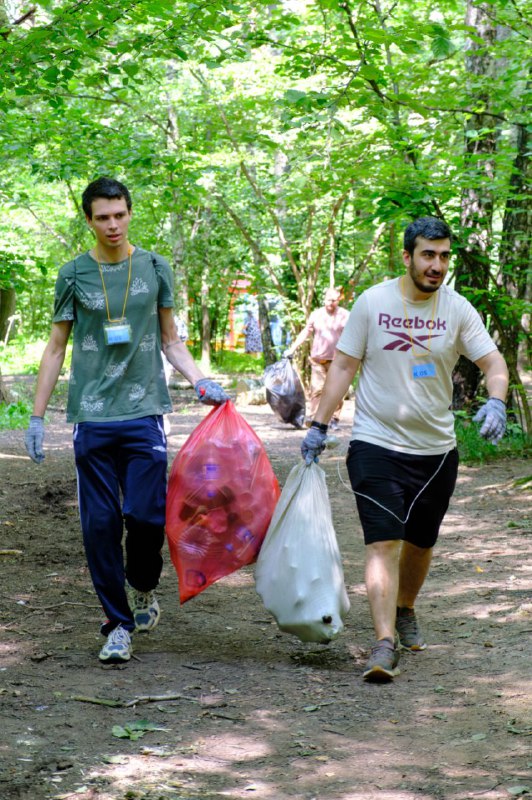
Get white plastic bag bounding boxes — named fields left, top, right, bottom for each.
left=255, top=462, right=350, bottom=643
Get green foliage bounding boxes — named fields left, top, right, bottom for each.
left=0, top=250, right=47, bottom=292
left=0, top=0, right=529, bottom=431
left=0, top=400, right=31, bottom=430
left=111, top=720, right=165, bottom=740
left=454, top=410, right=530, bottom=465
left=0, top=336, right=71, bottom=375
left=211, top=350, right=265, bottom=374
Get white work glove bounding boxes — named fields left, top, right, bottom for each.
left=301, top=423, right=328, bottom=465
left=194, top=378, right=229, bottom=406
left=473, top=398, right=506, bottom=445
left=283, top=350, right=293, bottom=359
left=24, top=416, right=45, bottom=463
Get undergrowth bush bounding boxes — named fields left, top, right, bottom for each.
left=0, top=400, right=31, bottom=430
left=454, top=411, right=529, bottom=465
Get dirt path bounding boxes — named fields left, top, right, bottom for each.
left=1, top=388, right=531, bottom=800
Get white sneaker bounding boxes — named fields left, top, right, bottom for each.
left=126, top=583, right=161, bottom=632
left=99, top=625, right=132, bottom=663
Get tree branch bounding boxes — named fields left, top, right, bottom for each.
left=347, top=221, right=386, bottom=284
left=215, top=194, right=284, bottom=295
left=0, top=7, right=36, bottom=39
left=56, top=91, right=177, bottom=143
left=190, top=68, right=303, bottom=295
left=305, top=190, right=351, bottom=312
left=22, top=205, right=70, bottom=249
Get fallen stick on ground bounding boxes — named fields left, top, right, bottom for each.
left=70, top=693, right=200, bottom=708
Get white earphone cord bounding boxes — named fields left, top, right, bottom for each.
left=335, top=449, right=450, bottom=525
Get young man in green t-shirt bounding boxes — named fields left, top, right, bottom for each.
left=24, top=177, right=228, bottom=664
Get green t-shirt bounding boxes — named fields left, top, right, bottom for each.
left=53, top=247, right=174, bottom=423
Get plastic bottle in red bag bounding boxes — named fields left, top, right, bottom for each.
left=166, top=401, right=280, bottom=603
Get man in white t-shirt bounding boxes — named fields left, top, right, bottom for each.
left=285, top=287, right=349, bottom=430
left=301, top=217, right=509, bottom=683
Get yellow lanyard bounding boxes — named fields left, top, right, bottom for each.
left=401, top=277, right=438, bottom=357
left=96, top=248, right=132, bottom=323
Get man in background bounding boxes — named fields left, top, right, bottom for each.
left=285, top=287, right=349, bottom=430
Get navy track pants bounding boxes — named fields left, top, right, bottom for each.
left=73, top=416, right=167, bottom=633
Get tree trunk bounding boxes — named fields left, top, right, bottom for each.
left=498, top=114, right=532, bottom=434
left=0, top=367, right=11, bottom=404
left=258, top=295, right=276, bottom=367
left=199, top=271, right=211, bottom=373
left=453, top=1, right=497, bottom=407
left=0, top=287, right=16, bottom=342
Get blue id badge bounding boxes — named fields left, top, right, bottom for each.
left=103, top=320, right=132, bottom=346
left=412, top=362, right=436, bottom=380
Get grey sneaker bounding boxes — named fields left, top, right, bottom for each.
left=363, top=637, right=400, bottom=682
left=126, top=583, right=161, bottom=632
left=396, top=606, right=426, bottom=651
left=99, top=625, right=132, bottom=663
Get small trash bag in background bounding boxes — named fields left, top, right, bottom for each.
left=263, top=358, right=306, bottom=429
left=166, top=401, right=280, bottom=604
left=255, top=462, right=350, bottom=643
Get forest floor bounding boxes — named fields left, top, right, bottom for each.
left=0, top=376, right=531, bottom=800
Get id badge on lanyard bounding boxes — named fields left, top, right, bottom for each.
left=411, top=360, right=436, bottom=380
left=98, top=248, right=133, bottom=346
left=103, top=319, right=132, bottom=346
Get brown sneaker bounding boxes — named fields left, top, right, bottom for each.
left=396, top=607, right=426, bottom=651
left=363, top=637, right=400, bottom=682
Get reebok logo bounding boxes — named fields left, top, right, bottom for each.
left=379, top=313, right=446, bottom=352
left=383, top=331, right=444, bottom=352
left=379, top=313, right=447, bottom=331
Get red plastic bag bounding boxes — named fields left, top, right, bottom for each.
left=166, top=401, right=280, bottom=603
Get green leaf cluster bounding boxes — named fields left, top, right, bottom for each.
left=0, top=0, right=529, bottom=425
left=111, top=720, right=165, bottom=740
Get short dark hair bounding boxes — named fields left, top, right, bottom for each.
left=82, top=177, right=132, bottom=219
left=403, top=216, right=452, bottom=255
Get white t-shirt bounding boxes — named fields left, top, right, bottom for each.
left=337, top=278, right=498, bottom=455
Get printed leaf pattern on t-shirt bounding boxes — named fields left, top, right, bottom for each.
left=139, top=333, right=156, bottom=351
left=80, top=395, right=104, bottom=414
left=130, top=277, right=149, bottom=295
left=129, top=384, right=146, bottom=402
left=82, top=335, right=98, bottom=352
left=105, top=361, right=127, bottom=379
left=83, top=292, right=105, bottom=311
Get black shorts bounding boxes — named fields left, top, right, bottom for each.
left=346, top=440, right=459, bottom=548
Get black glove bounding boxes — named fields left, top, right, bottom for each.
left=301, top=423, right=328, bottom=465
left=24, top=416, right=45, bottom=463
left=194, top=379, right=229, bottom=406
left=473, top=398, right=506, bottom=445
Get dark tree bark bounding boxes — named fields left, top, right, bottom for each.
left=0, top=368, right=11, bottom=404
left=453, top=2, right=498, bottom=407
left=258, top=295, right=276, bottom=368
left=0, top=287, right=16, bottom=342
left=497, top=116, right=532, bottom=434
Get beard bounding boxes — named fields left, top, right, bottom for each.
left=409, top=266, right=442, bottom=295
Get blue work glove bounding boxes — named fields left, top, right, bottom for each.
left=473, top=398, right=506, bottom=445
left=301, top=423, right=328, bottom=466
left=194, top=378, right=229, bottom=406
left=24, top=416, right=45, bottom=463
